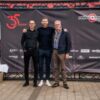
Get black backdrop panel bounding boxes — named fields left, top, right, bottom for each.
left=0, top=9, right=100, bottom=73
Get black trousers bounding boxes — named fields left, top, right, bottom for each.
left=24, top=48, right=38, bottom=83
left=38, top=49, right=52, bottom=80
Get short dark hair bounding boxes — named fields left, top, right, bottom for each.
left=42, top=17, right=48, bottom=21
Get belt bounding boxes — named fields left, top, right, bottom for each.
left=53, top=48, right=58, bottom=50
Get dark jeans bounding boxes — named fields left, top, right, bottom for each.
left=24, top=48, right=38, bottom=84
left=38, top=49, right=52, bottom=80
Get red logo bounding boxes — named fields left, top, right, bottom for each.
left=88, top=13, right=97, bottom=23
left=6, top=13, right=27, bottom=29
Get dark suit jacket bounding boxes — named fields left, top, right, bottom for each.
left=53, top=29, right=72, bottom=54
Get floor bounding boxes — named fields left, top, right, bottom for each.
left=0, top=81, right=100, bottom=100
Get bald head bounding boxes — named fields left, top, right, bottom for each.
left=54, top=20, right=62, bottom=32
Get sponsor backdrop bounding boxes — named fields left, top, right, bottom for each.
left=0, top=9, right=100, bottom=73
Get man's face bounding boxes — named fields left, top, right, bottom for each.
left=41, top=18, right=48, bottom=27
left=29, top=20, right=36, bottom=29
left=54, top=20, right=62, bottom=31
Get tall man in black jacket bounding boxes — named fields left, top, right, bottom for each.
left=52, top=20, right=71, bottom=89
left=21, top=20, right=38, bottom=87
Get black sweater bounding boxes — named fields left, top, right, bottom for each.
left=37, top=27, right=54, bottom=50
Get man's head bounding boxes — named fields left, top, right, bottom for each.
left=54, top=20, right=62, bottom=32
left=41, top=18, right=49, bottom=28
left=29, top=20, right=36, bottom=30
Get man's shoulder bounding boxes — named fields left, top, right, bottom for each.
left=48, top=26, right=54, bottom=29
left=37, top=27, right=42, bottom=30
left=48, top=27, right=55, bottom=33
left=35, top=30, right=39, bottom=34
left=37, top=26, right=54, bottom=30
left=22, top=32, right=27, bottom=35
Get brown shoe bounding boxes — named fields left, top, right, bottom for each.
left=63, top=83, right=69, bottom=89
left=52, top=83, right=59, bottom=88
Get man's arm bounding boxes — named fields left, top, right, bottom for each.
left=21, top=33, right=26, bottom=50
left=64, top=32, right=72, bottom=59
left=37, top=28, right=40, bottom=42
left=36, top=30, right=39, bottom=48
left=66, top=32, right=72, bottom=53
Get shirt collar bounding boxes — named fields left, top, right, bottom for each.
left=55, top=30, right=62, bottom=35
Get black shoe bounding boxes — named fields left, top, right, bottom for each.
left=63, top=83, right=69, bottom=89
left=23, top=82, right=29, bottom=87
left=52, top=83, right=59, bottom=88
left=33, top=80, right=38, bottom=87
left=33, top=83, right=38, bottom=87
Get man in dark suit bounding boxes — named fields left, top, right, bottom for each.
left=52, top=20, right=71, bottom=89
left=21, top=20, right=38, bottom=87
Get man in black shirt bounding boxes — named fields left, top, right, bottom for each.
left=38, top=18, right=54, bottom=87
left=21, top=20, right=38, bottom=87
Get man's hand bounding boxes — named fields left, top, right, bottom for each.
left=22, top=28, right=27, bottom=33
left=64, top=28, right=68, bottom=32
left=65, top=54, right=69, bottom=59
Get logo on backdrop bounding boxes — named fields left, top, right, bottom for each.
left=78, top=13, right=100, bottom=23
left=6, top=13, right=26, bottom=30
left=88, top=13, right=97, bottom=23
